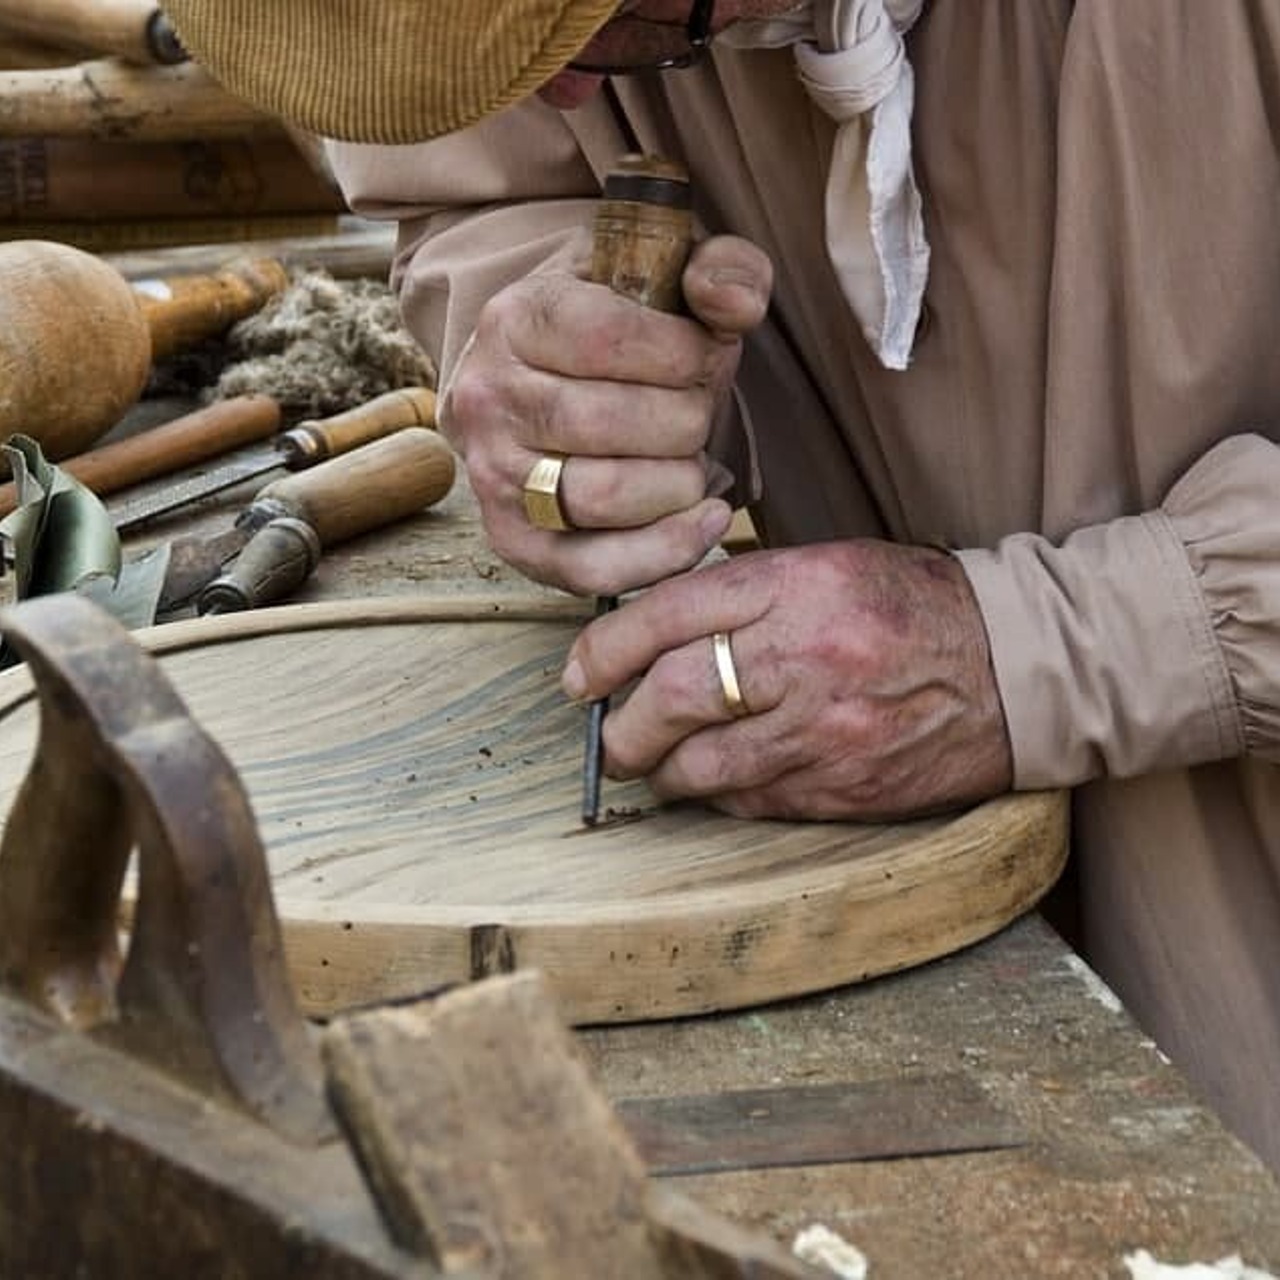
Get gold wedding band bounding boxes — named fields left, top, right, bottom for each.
left=522, top=453, right=572, bottom=532
left=712, top=631, right=750, bottom=718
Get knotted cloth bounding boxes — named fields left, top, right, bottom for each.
left=722, top=0, right=928, bottom=369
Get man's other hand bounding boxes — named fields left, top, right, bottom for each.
left=562, top=540, right=1014, bottom=821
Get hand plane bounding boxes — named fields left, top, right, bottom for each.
left=0, top=594, right=820, bottom=1280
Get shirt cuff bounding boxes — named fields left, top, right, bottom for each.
left=955, top=511, right=1243, bottom=790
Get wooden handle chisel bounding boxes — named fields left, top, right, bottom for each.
left=110, top=387, right=438, bottom=532
left=157, top=425, right=456, bottom=614
left=582, top=155, right=695, bottom=825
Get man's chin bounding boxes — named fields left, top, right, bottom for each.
left=537, top=69, right=607, bottom=109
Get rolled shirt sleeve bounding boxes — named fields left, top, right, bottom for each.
left=327, top=97, right=604, bottom=388
left=956, top=433, right=1280, bottom=790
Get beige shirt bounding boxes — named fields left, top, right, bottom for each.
left=331, top=0, right=1280, bottom=1171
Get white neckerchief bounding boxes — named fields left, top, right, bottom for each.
left=720, top=0, right=928, bottom=370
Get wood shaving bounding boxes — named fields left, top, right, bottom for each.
left=792, top=1224, right=869, bottom=1279
left=1125, top=1252, right=1277, bottom=1280
left=212, top=270, right=436, bottom=417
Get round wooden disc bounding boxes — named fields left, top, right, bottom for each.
left=0, top=597, right=1068, bottom=1024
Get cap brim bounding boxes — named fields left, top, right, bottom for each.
left=165, top=0, right=620, bottom=142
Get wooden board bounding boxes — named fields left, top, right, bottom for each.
left=0, top=596, right=1069, bottom=1024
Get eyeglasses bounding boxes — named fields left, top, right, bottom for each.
left=568, top=0, right=716, bottom=75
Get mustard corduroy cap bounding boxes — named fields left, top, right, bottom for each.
left=164, top=0, right=620, bottom=143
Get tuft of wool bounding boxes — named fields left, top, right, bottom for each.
left=210, top=270, right=436, bottom=417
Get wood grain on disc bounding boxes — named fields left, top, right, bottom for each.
left=0, top=597, right=1068, bottom=1024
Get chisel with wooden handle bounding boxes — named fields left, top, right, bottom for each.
left=110, top=387, right=438, bottom=532
left=131, top=256, right=288, bottom=361
left=157, top=426, right=457, bottom=614
left=582, top=155, right=695, bottom=825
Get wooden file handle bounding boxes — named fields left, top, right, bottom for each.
left=590, top=154, right=694, bottom=314
left=278, top=388, right=437, bottom=465
left=254, top=426, right=457, bottom=547
left=133, top=257, right=290, bottom=360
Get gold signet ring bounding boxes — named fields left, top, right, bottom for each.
left=712, top=631, right=750, bottom=718
left=522, top=454, right=572, bottom=532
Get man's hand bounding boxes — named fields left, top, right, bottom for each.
left=562, top=540, right=1014, bottom=821
left=437, top=233, right=772, bottom=596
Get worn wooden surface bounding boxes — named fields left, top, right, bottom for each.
left=585, top=913, right=1280, bottom=1275
left=323, top=970, right=661, bottom=1274
left=0, top=988, right=424, bottom=1279
left=2, top=397, right=1279, bottom=1273
left=0, top=600, right=1067, bottom=1024
left=100, top=222, right=396, bottom=281
left=0, top=597, right=825, bottom=1278
left=322, top=970, right=817, bottom=1279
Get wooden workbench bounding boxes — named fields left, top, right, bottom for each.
left=4, top=411, right=1280, bottom=1277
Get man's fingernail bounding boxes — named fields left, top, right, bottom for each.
left=708, top=266, right=759, bottom=290
left=563, top=658, right=587, bottom=701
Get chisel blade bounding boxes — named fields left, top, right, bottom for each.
left=615, top=1074, right=1027, bottom=1177
left=107, top=445, right=286, bottom=533
left=154, top=522, right=259, bottom=612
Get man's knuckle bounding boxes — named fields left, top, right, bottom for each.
left=535, top=380, right=579, bottom=452
left=648, top=650, right=694, bottom=705
left=602, top=727, right=644, bottom=777
left=475, top=287, right=521, bottom=340
left=467, top=451, right=506, bottom=502
left=571, top=554, right=623, bottom=599
left=445, top=365, right=503, bottom=433
left=520, top=273, right=575, bottom=340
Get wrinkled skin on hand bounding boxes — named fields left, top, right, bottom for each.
left=437, top=232, right=772, bottom=596
left=562, top=539, right=1014, bottom=821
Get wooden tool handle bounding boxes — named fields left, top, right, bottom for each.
left=0, top=0, right=184, bottom=64
left=0, top=394, right=281, bottom=518
left=0, top=59, right=281, bottom=142
left=582, top=155, right=695, bottom=824
left=253, top=427, right=456, bottom=547
left=197, top=517, right=322, bottom=615
left=590, top=154, right=694, bottom=313
left=133, top=257, right=290, bottom=360
left=278, top=388, right=437, bottom=466
left=0, top=32, right=75, bottom=69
